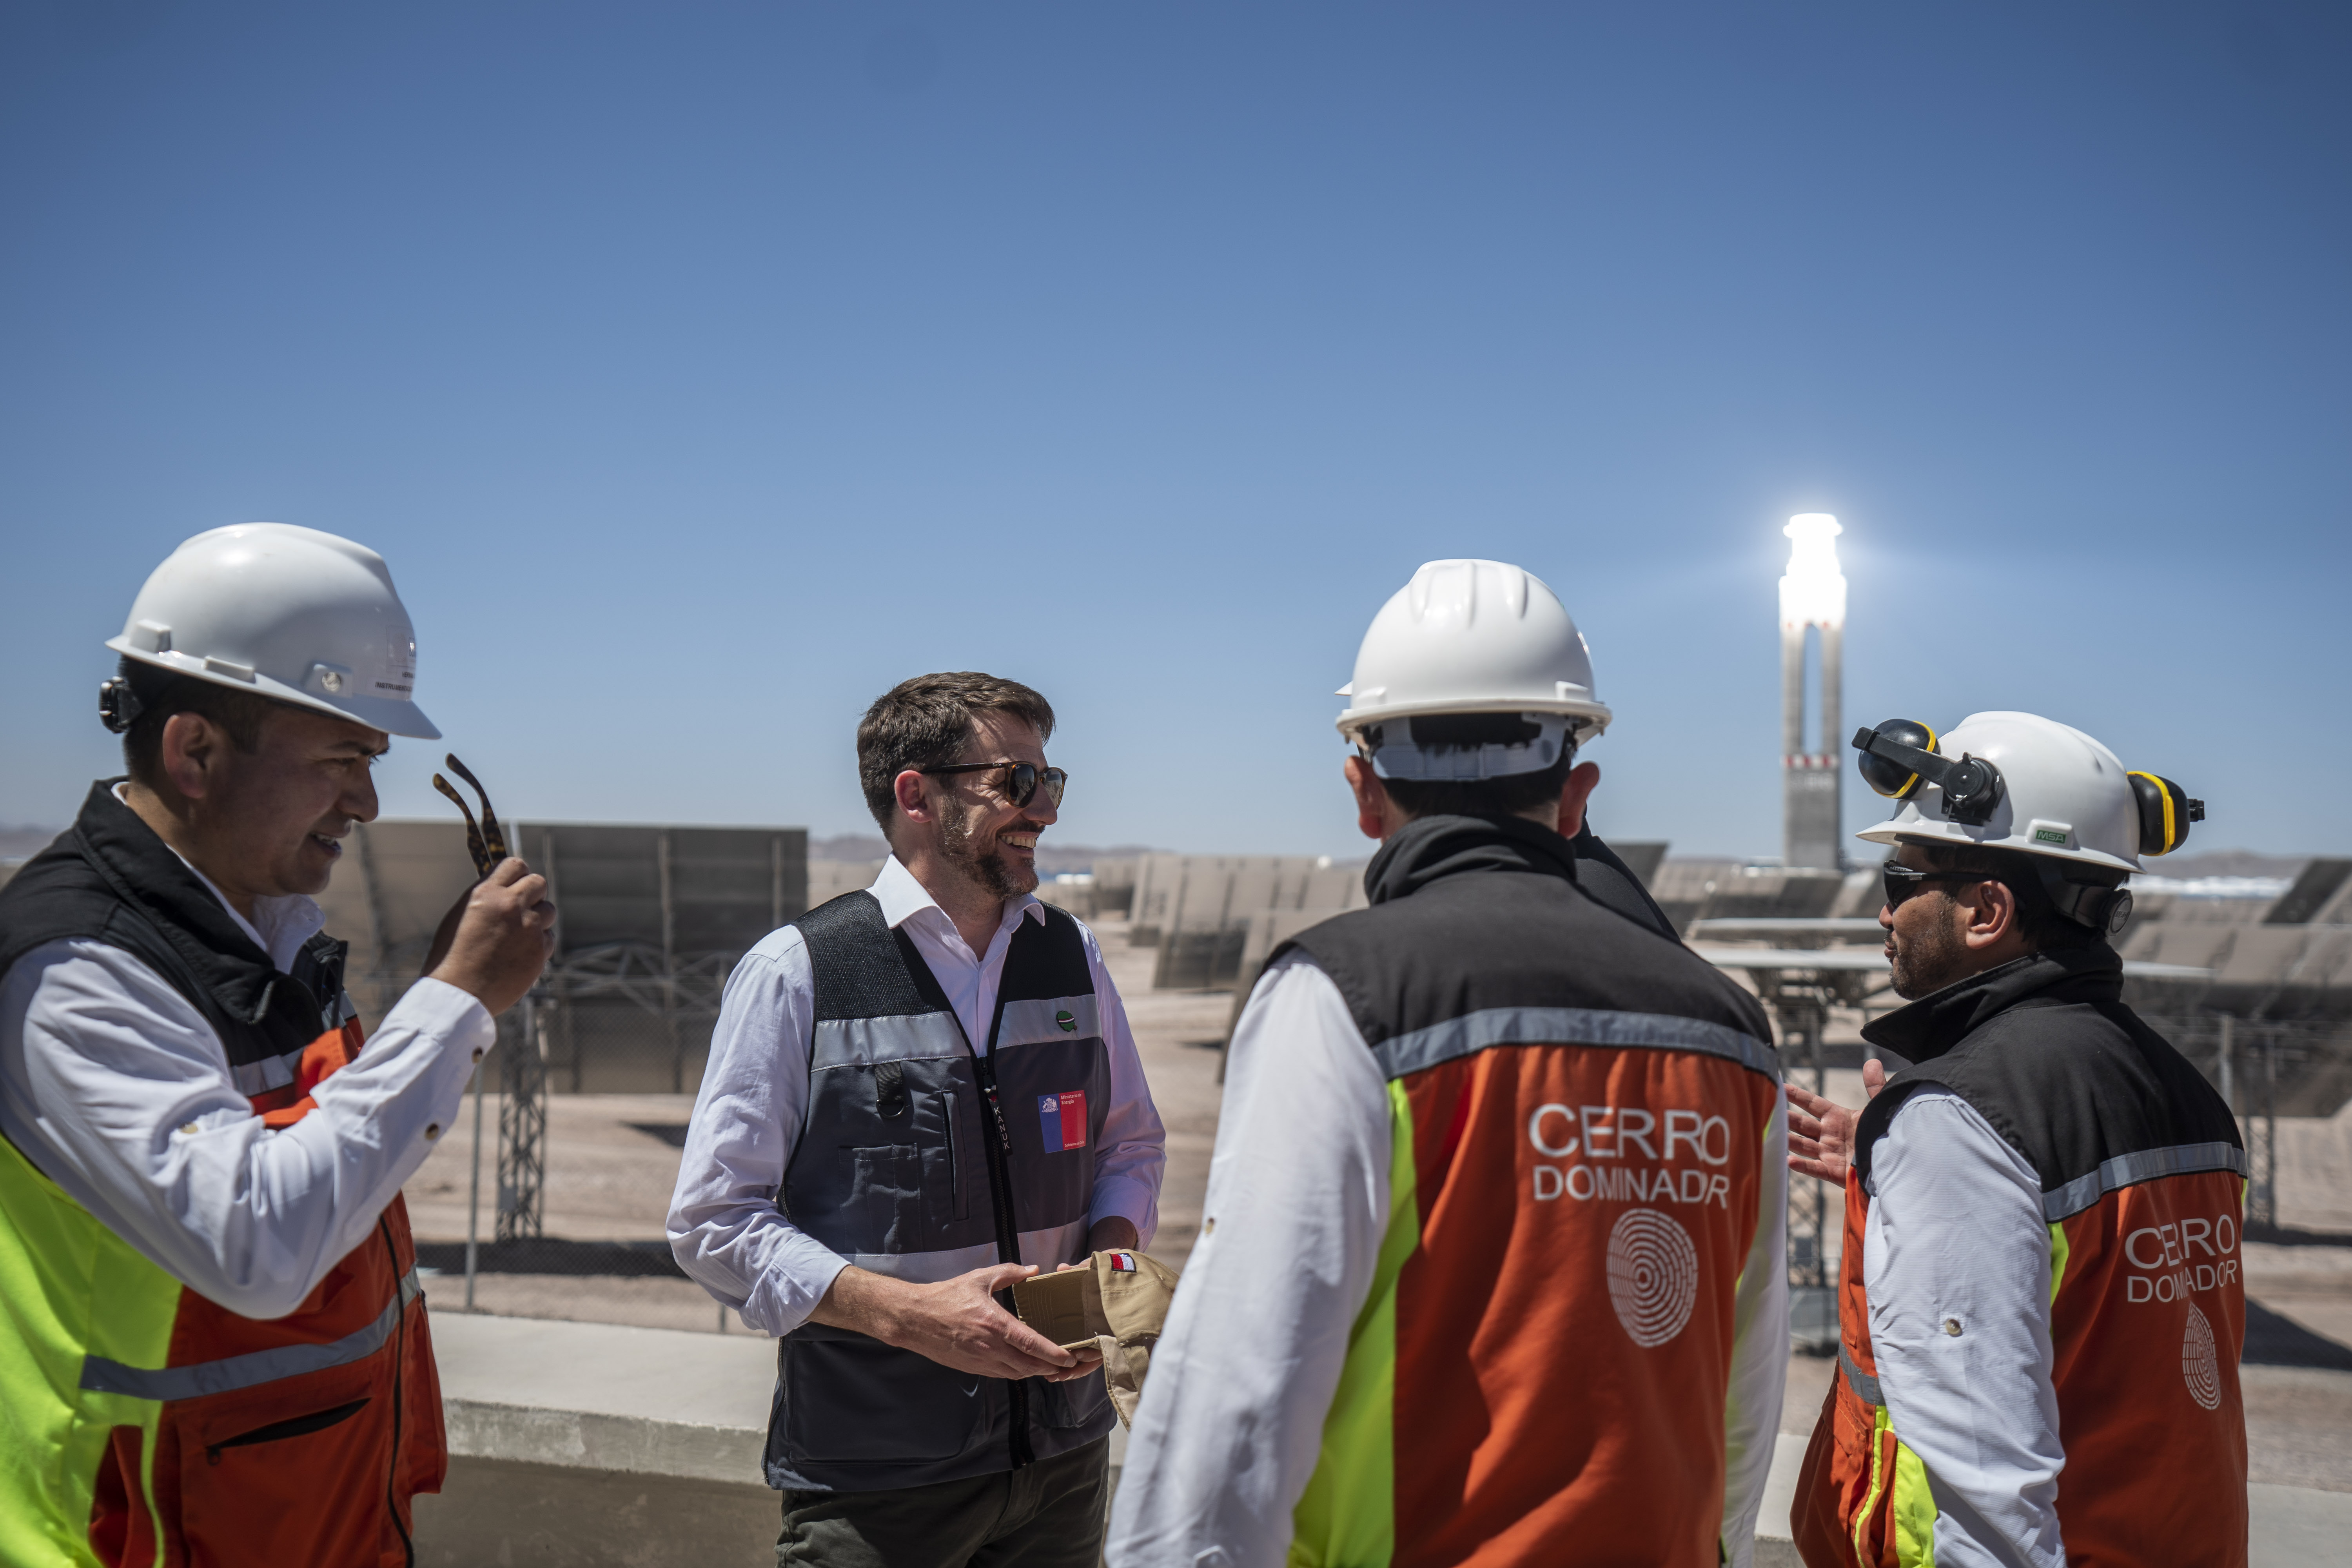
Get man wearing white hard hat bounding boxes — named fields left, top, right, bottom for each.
left=1784, top=712, right=2246, bottom=1567
left=0, top=524, right=554, bottom=1564
left=1111, top=560, right=1789, bottom=1568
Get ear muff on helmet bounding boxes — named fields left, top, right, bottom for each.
left=2129, top=772, right=2205, bottom=857
left=1853, top=720, right=2004, bottom=826
left=1856, top=719, right=1938, bottom=799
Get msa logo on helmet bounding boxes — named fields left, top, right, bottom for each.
left=2034, top=826, right=2070, bottom=846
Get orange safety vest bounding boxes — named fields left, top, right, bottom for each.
left=1793, top=950, right=2247, bottom=1568
left=0, top=786, right=447, bottom=1568
left=1274, top=815, right=1784, bottom=1567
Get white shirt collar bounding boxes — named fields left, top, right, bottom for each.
left=110, top=782, right=328, bottom=975
left=868, top=853, right=1046, bottom=938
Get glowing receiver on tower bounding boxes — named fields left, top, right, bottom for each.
left=1779, top=514, right=1846, bottom=632
left=1779, top=514, right=1846, bottom=870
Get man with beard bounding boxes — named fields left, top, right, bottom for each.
left=670, top=672, right=1166, bottom=1568
left=1785, top=711, right=2245, bottom=1568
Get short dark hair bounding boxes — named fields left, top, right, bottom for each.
left=114, top=657, right=286, bottom=789
left=858, top=672, right=1057, bottom=834
left=1907, top=838, right=2111, bottom=951
left=1372, top=713, right=1579, bottom=823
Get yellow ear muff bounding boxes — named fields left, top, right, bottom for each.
left=1857, top=719, right=1938, bottom=799
left=2128, top=771, right=2196, bottom=856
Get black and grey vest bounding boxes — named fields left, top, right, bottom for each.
left=1855, top=947, right=2243, bottom=1209
left=764, top=891, right=1116, bottom=1492
left=0, top=782, right=354, bottom=1111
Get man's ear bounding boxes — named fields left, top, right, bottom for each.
left=1555, top=761, right=1602, bottom=838
left=158, top=713, right=227, bottom=803
left=1959, top=878, right=2022, bottom=951
left=1343, top=756, right=1390, bottom=842
left=891, top=769, right=932, bottom=828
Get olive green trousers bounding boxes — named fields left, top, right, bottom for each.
left=776, top=1438, right=1110, bottom=1568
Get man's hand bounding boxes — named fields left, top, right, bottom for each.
left=1785, top=1058, right=1886, bottom=1185
left=1029, top=1218, right=1147, bottom=1382
left=813, top=1262, right=1080, bottom=1382
left=424, top=858, right=556, bottom=1016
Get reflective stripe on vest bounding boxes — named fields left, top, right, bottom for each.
left=1370, top=1004, right=1779, bottom=1083
left=80, top=1269, right=423, bottom=1402
left=2041, top=1139, right=2245, bottom=1221
left=1839, top=1341, right=1882, bottom=1407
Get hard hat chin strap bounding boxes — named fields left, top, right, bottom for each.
left=1852, top=726, right=2005, bottom=826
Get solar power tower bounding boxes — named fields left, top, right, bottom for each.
left=1779, top=514, right=1847, bottom=871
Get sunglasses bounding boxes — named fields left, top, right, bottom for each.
left=432, top=754, right=508, bottom=878
left=1881, top=862, right=2007, bottom=910
left=919, top=760, right=1067, bottom=811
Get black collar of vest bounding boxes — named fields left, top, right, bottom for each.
left=1860, top=944, right=2124, bottom=1065
left=69, top=779, right=283, bottom=1026
left=1362, top=813, right=1581, bottom=907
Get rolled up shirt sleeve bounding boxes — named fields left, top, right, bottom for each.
left=666, top=932, right=859, bottom=1336
left=1865, top=1089, right=2067, bottom=1568
left=1078, top=922, right=1165, bottom=1246
left=0, top=938, right=494, bottom=1320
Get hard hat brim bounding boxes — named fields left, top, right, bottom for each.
left=106, top=642, right=442, bottom=740
left=1854, top=817, right=2140, bottom=875
left=1336, top=694, right=1613, bottom=743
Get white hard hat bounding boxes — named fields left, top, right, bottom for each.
left=1336, top=559, right=1610, bottom=781
left=106, top=523, right=440, bottom=739
left=1854, top=711, right=2200, bottom=875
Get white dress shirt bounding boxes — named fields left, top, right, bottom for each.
left=1864, top=1090, right=2068, bottom=1568
left=0, top=855, right=495, bottom=1321
left=1109, top=953, right=1790, bottom=1568
left=667, top=855, right=1166, bottom=1337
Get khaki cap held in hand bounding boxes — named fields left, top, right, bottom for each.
left=1012, top=1249, right=1181, bottom=1426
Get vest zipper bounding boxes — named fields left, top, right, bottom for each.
left=883, top=915, right=1042, bottom=1473
left=964, top=1038, right=1036, bottom=1469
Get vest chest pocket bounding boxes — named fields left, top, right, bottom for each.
left=850, top=1146, right=922, bottom=1254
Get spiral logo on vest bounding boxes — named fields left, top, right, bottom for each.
left=1605, top=1208, right=1699, bottom=1347
left=2181, top=1301, right=2221, bottom=1411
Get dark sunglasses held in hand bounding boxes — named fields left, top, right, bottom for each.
left=918, top=760, right=1068, bottom=811
left=432, top=755, right=508, bottom=878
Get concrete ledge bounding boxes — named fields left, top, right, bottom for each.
left=414, top=1456, right=777, bottom=1566
left=443, top=1397, right=765, bottom=1485
left=415, top=1314, right=2348, bottom=1567
left=417, top=1313, right=778, bottom=1566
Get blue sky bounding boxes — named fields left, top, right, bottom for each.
left=3, top=2, right=2345, bottom=861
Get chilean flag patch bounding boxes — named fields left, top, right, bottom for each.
left=1038, top=1091, right=1088, bottom=1153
